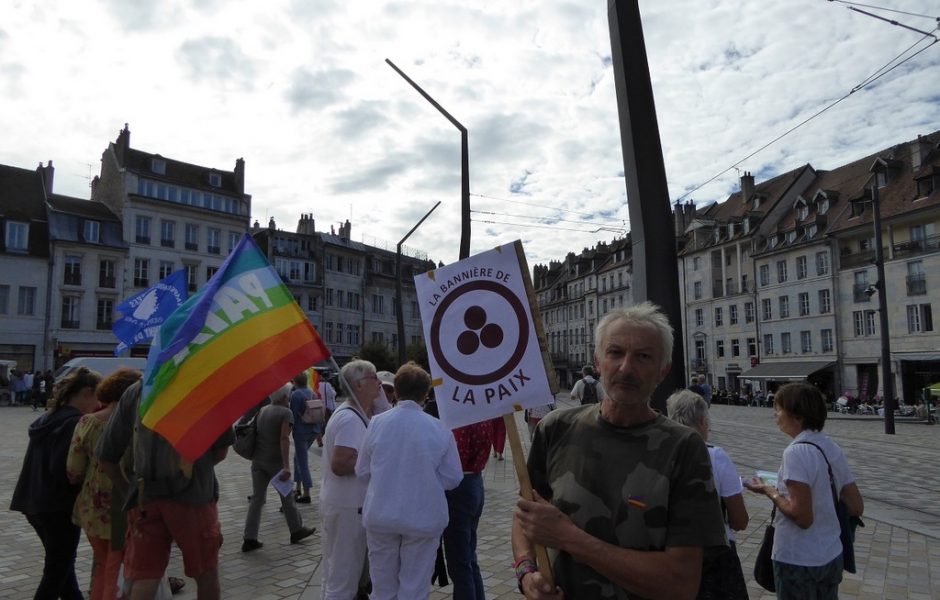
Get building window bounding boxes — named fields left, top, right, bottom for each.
left=693, top=281, right=702, bottom=299
left=64, top=255, right=82, bottom=285
left=693, top=257, right=701, bottom=270
left=185, top=264, right=197, bottom=292
left=16, top=287, right=36, bottom=316
left=373, top=294, right=384, bottom=314
left=744, top=302, right=754, bottom=323
left=763, top=334, right=774, bottom=355
left=821, top=329, right=833, bottom=352
left=135, top=215, right=151, bottom=244
left=819, top=289, right=831, bottom=313
left=134, top=258, right=149, bottom=287
left=866, top=310, right=876, bottom=335
left=716, top=340, right=725, bottom=358
left=762, top=298, right=772, bottom=321
left=325, top=322, right=333, bottom=343
left=61, top=296, right=80, bottom=329
left=0, top=285, right=7, bottom=314
left=209, top=172, right=222, bottom=187
left=695, top=308, right=704, bottom=327
left=776, top=260, right=788, bottom=283
left=325, top=288, right=334, bottom=306
left=853, top=311, right=864, bottom=337
left=729, top=304, right=738, bottom=325
left=779, top=295, right=790, bottom=318
left=907, top=304, right=934, bottom=333
left=83, top=220, right=100, bottom=243
left=759, top=264, right=769, bottom=286
left=160, top=220, right=175, bottom=248
left=185, top=224, right=199, bottom=251
left=206, top=266, right=219, bottom=280
left=781, top=332, right=792, bottom=354
left=798, top=292, right=810, bottom=316
left=816, top=251, right=829, bottom=275
left=157, top=260, right=174, bottom=280
left=207, top=228, right=221, bottom=254
left=748, top=337, right=757, bottom=356
left=800, top=330, right=812, bottom=353
left=337, top=323, right=344, bottom=344
left=151, top=158, right=166, bottom=174
left=97, top=298, right=114, bottom=330
left=714, top=307, right=723, bottom=327
left=229, top=231, right=240, bottom=254
left=307, top=296, right=317, bottom=311
left=731, top=338, right=740, bottom=357
left=907, top=260, right=926, bottom=296
left=5, top=221, right=28, bottom=251
left=797, top=255, right=807, bottom=279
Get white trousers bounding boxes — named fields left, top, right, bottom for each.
left=366, top=530, right=439, bottom=600
left=320, top=504, right=367, bottom=600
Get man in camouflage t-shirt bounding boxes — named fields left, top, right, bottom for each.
left=512, top=303, right=726, bottom=599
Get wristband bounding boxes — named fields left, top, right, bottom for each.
left=514, top=557, right=538, bottom=592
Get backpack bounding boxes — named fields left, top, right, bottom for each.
left=581, top=379, right=599, bottom=404
left=232, top=415, right=258, bottom=460
left=301, top=396, right=326, bottom=425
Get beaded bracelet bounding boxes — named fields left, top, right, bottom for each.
left=513, top=556, right=538, bottom=592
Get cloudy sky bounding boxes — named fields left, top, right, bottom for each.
left=2, top=0, right=938, bottom=267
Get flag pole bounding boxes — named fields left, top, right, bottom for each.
left=504, top=410, right=554, bottom=586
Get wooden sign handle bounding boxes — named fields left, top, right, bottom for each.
left=504, top=412, right=554, bottom=587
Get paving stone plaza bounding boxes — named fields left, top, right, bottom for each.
left=1, top=396, right=938, bottom=599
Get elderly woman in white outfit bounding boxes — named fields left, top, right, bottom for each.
left=746, top=382, right=864, bottom=599
left=355, top=362, right=463, bottom=600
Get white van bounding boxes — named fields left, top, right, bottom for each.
left=54, top=357, right=147, bottom=383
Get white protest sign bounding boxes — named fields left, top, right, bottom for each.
left=415, top=241, right=553, bottom=429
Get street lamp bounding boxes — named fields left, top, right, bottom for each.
left=397, top=201, right=441, bottom=365
left=864, top=163, right=896, bottom=434
left=386, top=59, right=471, bottom=261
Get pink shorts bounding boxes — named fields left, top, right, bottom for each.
left=124, top=500, right=222, bottom=580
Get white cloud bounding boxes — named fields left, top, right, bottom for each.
left=0, top=0, right=938, bottom=268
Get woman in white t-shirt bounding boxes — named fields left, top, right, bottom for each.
left=667, top=389, right=749, bottom=599
left=745, top=382, right=864, bottom=599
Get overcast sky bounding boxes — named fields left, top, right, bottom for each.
left=2, top=0, right=938, bottom=267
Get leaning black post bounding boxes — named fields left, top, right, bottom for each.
left=608, top=0, right=686, bottom=410
left=386, top=59, right=471, bottom=260
left=397, top=201, right=442, bottom=365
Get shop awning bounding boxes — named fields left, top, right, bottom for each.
left=893, top=352, right=940, bottom=362
left=740, top=361, right=835, bottom=380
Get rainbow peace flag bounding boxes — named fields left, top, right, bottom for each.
left=140, top=233, right=330, bottom=461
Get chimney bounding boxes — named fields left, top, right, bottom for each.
left=268, top=217, right=276, bottom=230
left=297, top=213, right=316, bottom=235
left=37, top=160, right=54, bottom=194
left=234, top=157, right=245, bottom=193
left=340, top=219, right=351, bottom=240
left=252, top=220, right=260, bottom=230
left=115, top=123, right=130, bottom=165
left=740, top=171, right=755, bottom=204
left=911, top=135, right=933, bottom=171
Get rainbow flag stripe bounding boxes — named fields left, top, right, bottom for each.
left=140, top=234, right=330, bottom=462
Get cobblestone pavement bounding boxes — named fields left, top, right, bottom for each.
left=1, top=399, right=938, bottom=599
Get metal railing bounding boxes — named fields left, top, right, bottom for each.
left=907, top=273, right=927, bottom=296
left=892, top=233, right=940, bottom=259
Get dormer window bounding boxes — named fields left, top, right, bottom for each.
left=818, top=199, right=829, bottom=215
left=808, top=225, right=818, bottom=237
left=714, top=229, right=721, bottom=243
left=83, top=220, right=100, bottom=243
left=797, top=205, right=808, bottom=221
left=769, top=237, right=778, bottom=248
left=151, top=158, right=166, bottom=174
left=752, top=196, right=761, bottom=210
left=851, top=201, right=866, bottom=217
left=727, top=224, right=735, bottom=238
left=743, top=218, right=751, bottom=234
left=786, top=231, right=796, bottom=243
left=209, top=172, right=222, bottom=187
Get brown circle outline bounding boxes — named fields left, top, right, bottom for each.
left=429, top=280, right=529, bottom=385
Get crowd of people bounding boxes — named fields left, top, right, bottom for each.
left=9, top=301, right=865, bottom=599
left=2, top=368, right=55, bottom=409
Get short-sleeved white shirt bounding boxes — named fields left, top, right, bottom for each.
left=320, top=402, right=369, bottom=507
left=772, top=430, right=855, bottom=566
left=707, top=445, right=743, bottom=542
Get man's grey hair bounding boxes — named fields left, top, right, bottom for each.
left=666, top=389, right=709, bottom=431
left=594, top=302, right=674, bottom=369
left=269, top=383, right=292, bottom=405
left=339, top=359, right=376, bottom=396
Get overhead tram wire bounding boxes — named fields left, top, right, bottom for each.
left=827, top=0, right=940, bottom=22
left=675, top=24, right=939, bottom=203
left=470, top=192, right=601, bottom=219
left=470, top=217, right=626, bottom=235
left=470, top=209, right=624, bottom=229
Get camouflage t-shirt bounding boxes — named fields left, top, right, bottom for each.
left=527, top=404, right=727, bottom=599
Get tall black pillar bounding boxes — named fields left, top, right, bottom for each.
left=608, top=0, right=686, bottom=410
